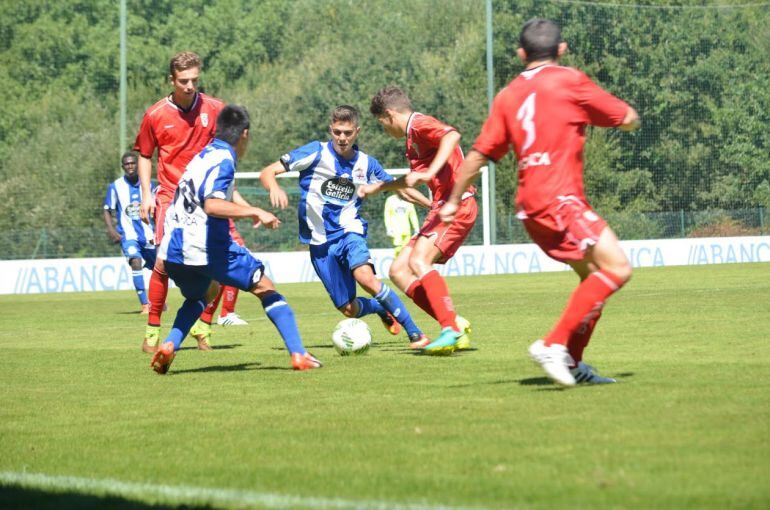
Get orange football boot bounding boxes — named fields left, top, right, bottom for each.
left=150, top=341, right=176, bottom=375
left=291, top=352, right=323, bottom=371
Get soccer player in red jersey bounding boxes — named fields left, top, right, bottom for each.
left=135, top=51, right=226, bottom=353
left=440, top=19, right=640, bottom=386
left=360, top=86, right=477, bottom=354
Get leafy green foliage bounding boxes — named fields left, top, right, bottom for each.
left=0, top=0, right=768, bottom=257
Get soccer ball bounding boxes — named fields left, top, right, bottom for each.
left=331, top=318, right=372, bottom=356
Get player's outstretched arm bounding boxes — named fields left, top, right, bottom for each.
left=203, top=198, right=281, bottom=229
left=259, top=161, right=290, bottom=209
left=618, top=106, right=641, bottom=132
left=398, top=188, right=431, bottom=209
left=439, top=149, right=487, bottom=223
left=138, top=155, right=155, bottom=223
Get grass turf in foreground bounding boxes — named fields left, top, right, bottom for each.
left=0, top=263, right=768, bottom=509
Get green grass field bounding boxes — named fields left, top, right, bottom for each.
left=1, top=263, right=768, bottom=509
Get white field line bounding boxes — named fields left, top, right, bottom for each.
left=0, top=471, right=500, bottom=510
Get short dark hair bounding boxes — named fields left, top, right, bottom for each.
left=121, top=151, right=138, bottom=165
left=215, top=105, right=250, bottom=146
left=519, top=18, right=562, bottom=62
left=370, top=86, right=412, bottom=117
left=169, top=51, right=202, bottom=78
left=331, top=105, right=359, bottom=126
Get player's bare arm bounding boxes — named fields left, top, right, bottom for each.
left=203, top=198, right=280, bottom=229
left=138, top=155, right=154, bottom=223
left=618, top=106, right=641, bottom=132
left=439, top=149, right=488, bottom=223
left=407, top=130, right=462, bottom=187
left=397, top=188, right=431, bottom=209
left=232, top=189, right=251, bottom=207
left=259, top=160, right=289, bottom=209
left=356, top=174, right=411, bottom=198
left=103, top=210, right=121, bottom=243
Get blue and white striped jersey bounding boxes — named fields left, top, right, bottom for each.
left=158, top=139, right=236, bottom=266
left=103, top=176, right=156, bottom=245
left=280, top=141, right=393, bottom=245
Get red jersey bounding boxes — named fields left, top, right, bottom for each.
left=406, top=113, right=474, bottom=204
left=473, top=65, right=628, bottom=215
left=134, top=92, right=224, bottom=199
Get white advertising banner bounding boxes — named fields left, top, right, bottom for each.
left=1, top=236, right=768, bottom=295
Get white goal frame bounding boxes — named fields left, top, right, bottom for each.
left=234, top=166, right=490, bottom=246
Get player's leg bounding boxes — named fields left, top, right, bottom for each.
left=214, top=242, right=320, bottom=370
left=530, top=208, right=630, bottom=386
left=248, top=274, right=321, bottom=370
left=342, top=233, right=424, bottom=343
left=391, top=245, right=436, bottom=319
left=409, top=236, right=461, bottom=353
left=545, top=227, right=630, bottom=348
left=309, top=239, right=392, bottom=332
left=143, top=195, right=172, bottom=352
left=217, top=286, right=246, bottom=325
left=151, top=265, right=216, bottom=374
left=121, top=239, right=149, bottom=314
left=128, top=257, right=148, bottom=309
left=412, top=200, right=477, bottom=353
left=568, top=227, right=630, bottom=383
left=189, top=285, right=223, bottom=351
left=217, top=221, right=248, bottom=326
left=352, top=262, right=425, bottom=343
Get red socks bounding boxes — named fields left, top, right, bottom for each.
left=419, top=270, right=457, bottom=331
left=199, top=285, right=224, bottom=324
left=220, top=286, right=239, bottom=317
left=568, top=309, right=602, bottom=364
left=147, top=266, right=169, bottom=326
left=405, top=280, right=436, bottom=320
left=544, top=269, right=625, bottom=349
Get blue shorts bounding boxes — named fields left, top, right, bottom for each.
left=165, top=242, right=264, bottom=300
left=121, top=239, right=156, bottom=269
left=310, top=233, right=373, bottom=308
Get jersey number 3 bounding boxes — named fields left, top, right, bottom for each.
left=516, top=92, right=536, bottom=153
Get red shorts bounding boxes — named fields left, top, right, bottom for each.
left=410, top=196, right=477, bottom=264
left=521, top=197, right=606, bottom=263
left=153, top=193, right=173, bottom=245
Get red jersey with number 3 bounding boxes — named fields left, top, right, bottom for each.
left=473, top=65, right=629, bottom=215
left=406, top=113, right=474, bottom=205
left=134, top=92, right=224, bottom=199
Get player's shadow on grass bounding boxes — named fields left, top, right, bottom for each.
left=518, top=371, right=635, bottom=389
left=274, top=344, right=335, bottom=350
left=178, top=343, right=243, bottom=351
left=171, top=361, right=293, bottom=374
left=0, top=485, right=215, bottom=509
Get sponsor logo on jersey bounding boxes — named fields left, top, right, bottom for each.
left=518, top=152, right=551, bottom=170
left=125, top=202, right=141, bottom=220
left=320, top=177, right=356, bottom=205
left=201, top=113, right=209, bottom=127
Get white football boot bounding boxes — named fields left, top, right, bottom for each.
left=528, top=339, right=576, bottom=387
left=217, top=313, right=249, bottom=326
left=570, top=361, right=616, bottom=384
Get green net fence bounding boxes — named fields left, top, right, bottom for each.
left=0, top=0, right=768, bottom=259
